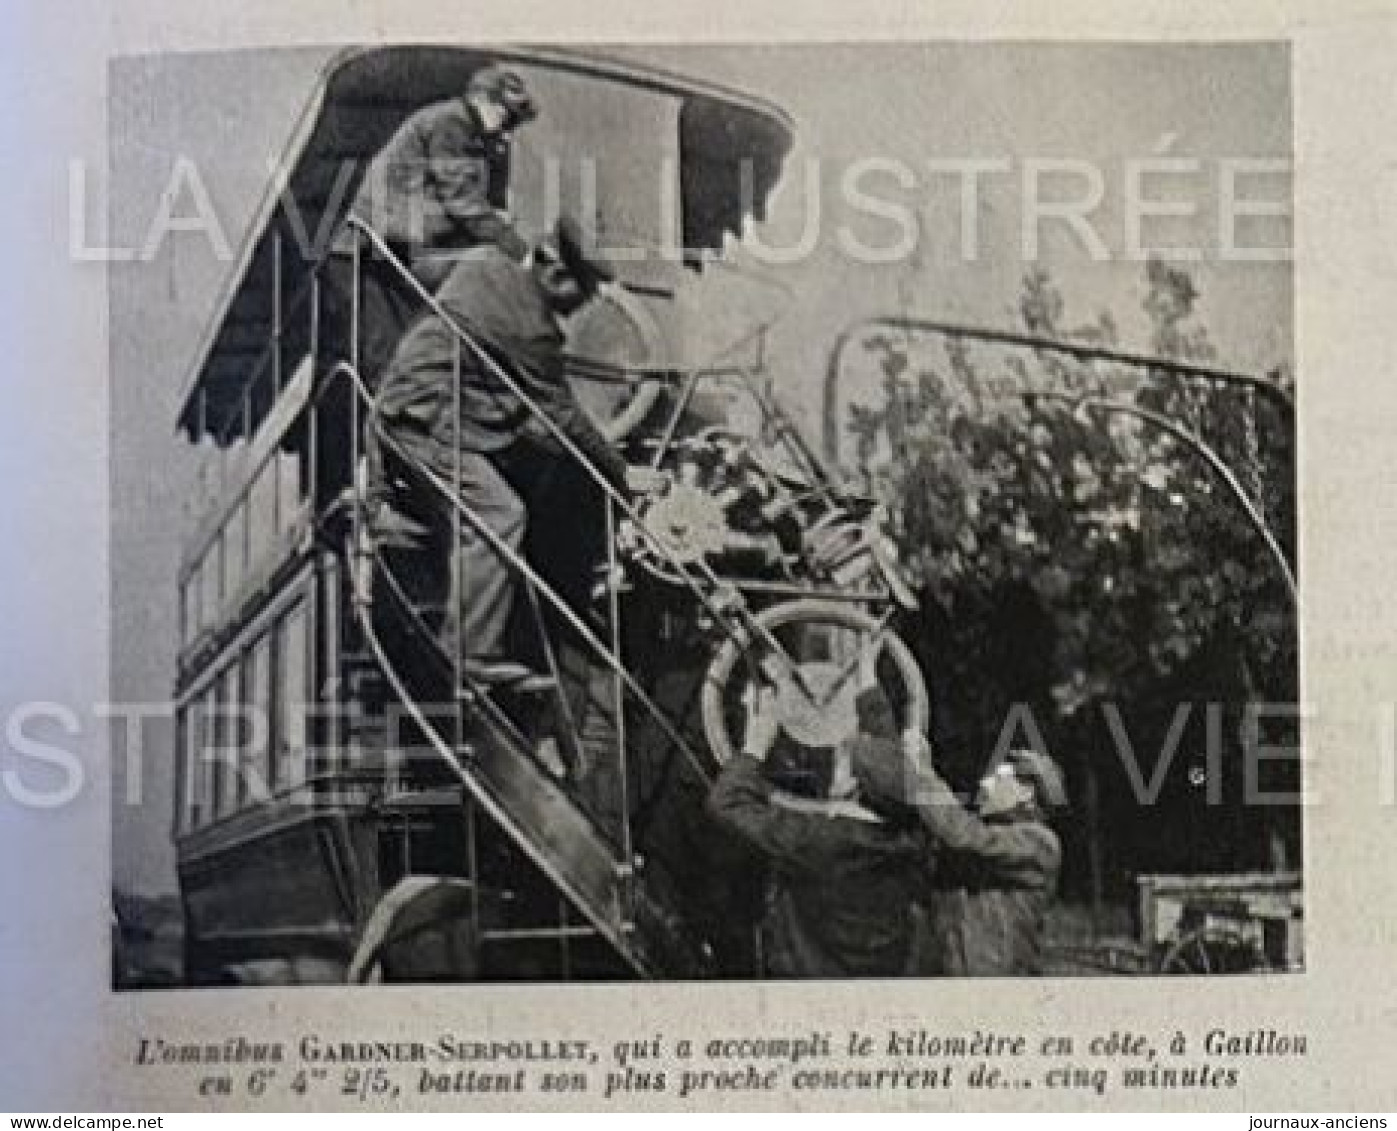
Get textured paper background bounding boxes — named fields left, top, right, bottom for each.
left=3, top=0, right=1396, bottom=1111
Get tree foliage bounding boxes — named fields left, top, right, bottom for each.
left=839, top=260, right=1297, bottom=873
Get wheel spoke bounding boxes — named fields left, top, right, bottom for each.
left=700, top=599, right=929, bottom=766
left=1193, top=936, right=1212, bottom=974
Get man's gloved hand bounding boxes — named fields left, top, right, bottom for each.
left=857, top=638, right=882, bottom=692
left=849, top=723, right=935, bottom=811
left=739, top=682, right=782, bottom=762
left=495, top=215, right=529, bottom=262
left=849, top=734, right=909, bottom=808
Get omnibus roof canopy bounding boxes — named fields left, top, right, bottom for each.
left=176, top=45, right=794, bottom=440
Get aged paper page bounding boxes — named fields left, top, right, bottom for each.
left=3, top=0, right=1397, bottom=1113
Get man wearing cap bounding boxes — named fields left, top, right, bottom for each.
left=327, top=65, right=539, bottom=388
left=706, top=681, right=925, bottom=978
left=852, top=725, right=1065, bottom=976
left=351, top=64, right=537, bottom=282
left=370, top=217, right=631, bottom=690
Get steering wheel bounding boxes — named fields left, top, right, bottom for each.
left=700, top=598, right=930, bottom=768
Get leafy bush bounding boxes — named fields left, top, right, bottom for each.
left=835, top=260, right=1298, bottom=885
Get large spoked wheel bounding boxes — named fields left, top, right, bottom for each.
left=1157, top=927, right=1267, bottom=975
left=700, top=599, right=930, bottom=769
left=565, top=286, right=666, bottom=443
left=346, top=877, right=482, bottom=984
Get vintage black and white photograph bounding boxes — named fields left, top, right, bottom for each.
left=107, top=41, right=1299, bottom=988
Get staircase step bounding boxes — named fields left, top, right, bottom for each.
left=357, top=596, right=707, bottom=978
left=380, top=785, right=466, bottom=811
left=481, top=925, right=602, bottom=943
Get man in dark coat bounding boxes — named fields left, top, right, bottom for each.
left=327, top=65, right=538, bottom=387
left=853, top=728, right=1064, bottom=976
left=370, top=216, right=628, bottom=689
left=707, top=684, right=924, bottom=978
left=349, top=63, right=536, bottom=284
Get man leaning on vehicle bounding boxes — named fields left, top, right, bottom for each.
left=326, top=64, right=539, bottom=387
left=853, top=716, right=1065, bottom=976
left=369, top=215, right=641, bottom=692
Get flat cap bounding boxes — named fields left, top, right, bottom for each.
left=994, top=748, right=1067, bottom=813
left=468, top=65, right=538, bottom=124
left=540, top=214, right=617, bottom=292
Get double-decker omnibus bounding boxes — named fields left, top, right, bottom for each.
left=170, top=45, right=932, bottom=984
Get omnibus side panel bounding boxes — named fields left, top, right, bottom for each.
left=179, top=811, right=366, bottom=983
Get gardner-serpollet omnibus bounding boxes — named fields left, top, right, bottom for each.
left=171, top=45, right=796, bottom=984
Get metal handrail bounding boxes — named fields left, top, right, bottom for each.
left=1056, top=393, right=1298, bottom=605
left=341, top=219, right=824, bottom=699
left=820, top=314, right=1294, bottom=465
left=322, top=360, right=715, bottom=788
left=817, top=314, right=1297, bottom=605
left=363, top=536, right=556, bottom=766
left=352, top=571, right=651, bottom=977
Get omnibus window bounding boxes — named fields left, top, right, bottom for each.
left=181, top=702, right=201, bottom=832
left=211, top=667, right=239, bottom=819
left=180, top=701, right=198, bottom=831
left=245, top=634, right=274, bottom=803
left=199, top=683, right=218, bottom=824
left=173, top=707, right=188, bottom=834
left=277, top=602, right=310, bottom=788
